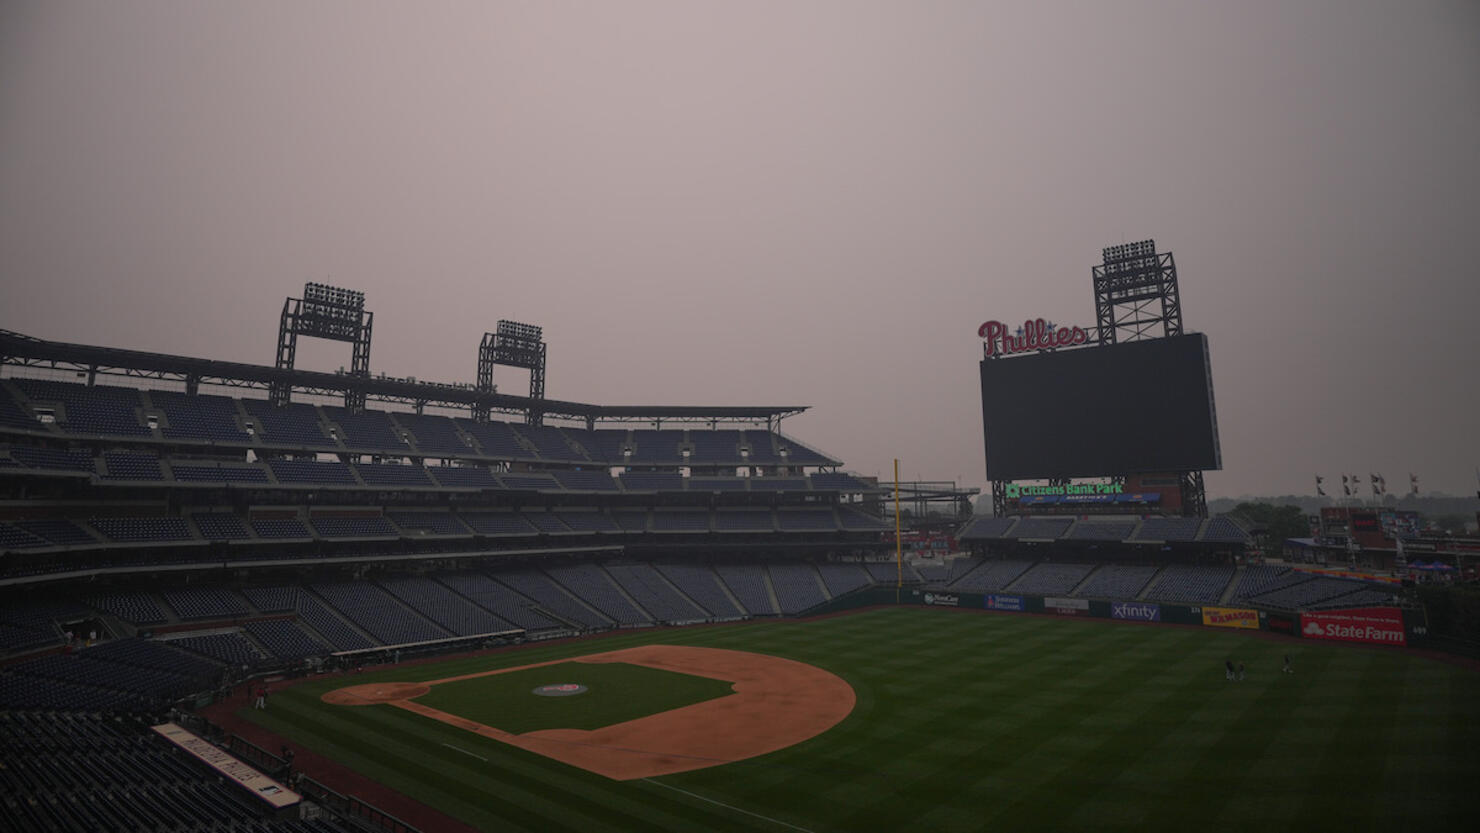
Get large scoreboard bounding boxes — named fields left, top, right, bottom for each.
left=979, top=333, right=1221, bottom=481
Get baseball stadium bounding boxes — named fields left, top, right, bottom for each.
left=1, top=243, right=1475, bottom=832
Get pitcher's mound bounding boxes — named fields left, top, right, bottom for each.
left=322, top=682, right=431, bottom=705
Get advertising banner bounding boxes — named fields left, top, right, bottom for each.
left=1264, top=613, right=1296, bottom=635
left=1201, top=607, right=1260, bottom=629
left=983, top=594, right=1025, bottom=612
left=1300, top=608, right=1406, bottom=646
left=1110, top=601, right=1161, bottom=622
left=923, top=592, right=959, bottom=608
left=1044, top=597, right=1090, bottom=616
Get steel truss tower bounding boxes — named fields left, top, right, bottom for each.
left=271, top=283, right=373, bottom=409
left=1092, top=240, right=1182, bottom=344
left=476, top=320, right=546, bottom=425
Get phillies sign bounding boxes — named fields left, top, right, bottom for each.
left=1300, top=608, right=1406, bottom=646
left=978, top=318, right=1090, bottom=357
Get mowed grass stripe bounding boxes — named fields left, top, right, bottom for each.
left=242, top=607, right=1479, bottom=832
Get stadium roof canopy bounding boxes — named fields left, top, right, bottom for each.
left=0, top=330, right=807, bottom=425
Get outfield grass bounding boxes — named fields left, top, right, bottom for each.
left=243, top=608, right=1478, bottom=832
left=414, top=660, right=736, bottom=733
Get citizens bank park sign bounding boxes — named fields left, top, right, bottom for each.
left=978, top=318, right=1091, bottom=357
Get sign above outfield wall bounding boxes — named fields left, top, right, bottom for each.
left=978, top=319, right=1092, bottom=357
left=1200, top=607, right=1259, bottom=629
left=1300, top=608, right=1406, bottom=646
left=1005, top=482, right=1124, bottom=499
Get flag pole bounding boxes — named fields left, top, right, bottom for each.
left=894, top=458, right=903, bottom=602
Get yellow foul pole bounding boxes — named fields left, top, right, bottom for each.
left=894, top=458, right=902, bottom=591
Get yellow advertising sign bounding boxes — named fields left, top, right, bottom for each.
left=1202, top=606, right=1259, bottom=629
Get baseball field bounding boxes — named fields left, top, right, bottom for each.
left=237, top=606, right=1477, bottom=831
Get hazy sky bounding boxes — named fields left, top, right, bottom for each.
left=2, top=1, right=1477, bottom=499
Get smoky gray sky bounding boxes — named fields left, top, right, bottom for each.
left=2, top=1, right=1478, bottom=499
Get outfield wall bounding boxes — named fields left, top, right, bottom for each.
left=812, top=587, right=1427, bottom=649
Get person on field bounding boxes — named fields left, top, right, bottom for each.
left=1225, top=660, right=1235, bottom=681
left=1237, top=662, right=1245, bottom=681
left=1282, top=655, right=1293, bottom=674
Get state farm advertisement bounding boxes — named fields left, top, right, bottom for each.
left=1300, top=608, right=1406, bottom=647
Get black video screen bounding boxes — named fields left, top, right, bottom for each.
left=980, top=334, right=1221, bottom=480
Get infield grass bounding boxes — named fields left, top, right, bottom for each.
left=414, top=660, right=736, bottom=733
left=242, top=607, right=1479, bottom=832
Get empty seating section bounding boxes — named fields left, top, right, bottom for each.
left=865, top=561, right=921, bottom=583
left=741, top=430, right=780, bottom=463
left=241, top=585, right=298, bottom=612
left=435, top=572, right=563, bottom=631
left=501, top=474, right=558, bottom=490
left=775, top=433, right=833, bottom=464
left=556, top=511, right=620, bottom=532
left=457, top=419, right=530, bottom=459
left=656, top=563, right=743, bottom=617
left=16, top=519, right=96, bottom=546
left=1009, top=562, right=1096, bottom=595
left=958, top=516, right=1017, bottom=539
left=518, top=424, right=586, bottom=461
left=687, top=430, right=742, bottom=463
left=428, top=464, right=499, bottom=488
left=1310, top=588, right=1397, bottom=609
left=323, top=407, right=407, bottom=450
left=714, top=510, right=775, bottom=531
left=88, top=592, right=168, bottom=623
left=553, top=470, right=619, bottom=491
left=9, top=446, right=95, bottom=472
left=91, top=516, right=194, bottom=543
left=777, top=509, right=837, bottom=530
left=605, top=563, right=707, bottom=622
left=817, top=563, right=871, bottom=596
left=462, top=512, right=537, bottom=535
left=546, top=564, right=650, bottom=625
left=715, top=564, right=776, bottom=614
left=1247, top=577, right=1387, bottom=610
left=750, top=478, right=808, bottom=491
left=311, top=516, right=398, bottom=537
left=0, top=522, right=50, bottom=549
left=395, top=412, right=470, bottom=455
left=689, top=478, right=749, bottom=492
left=354, top=462, right=434, bottom=487
left=810, top=472, right=869, bottom=491
left=242, top=398, right=332, bottom=447
left=496, top=570, right=613, bottom=628
left=251, top=518, right=310, bottom=538
left=582, top=430, right=630, bottom=463
left=168, top=632, right=262, bottom=665
left=101, top=451, right=164, bottom=480
left=311, top=582, right=448, bottom=645
left=0, top=600, right=86, bottom=651
left=190, top=512, right=251, bottom=539
left=170, top=462, right=270, bottom=483
left=1066, top=521, right=1137, bottom=541
left=629, top=430, right=683, bottom=464
left=838, top=508, right=890, bottom=530
left=1135, top=517, right=1203, bottom=542
left=162, top=587, right=248, bottom=620
left=1075, top=564, right=1161, bottom=599
left=0, top=384, right=40, bottom=429
left=620, top=471, right=683, bottom=491
left=949, top=559, right=1034, bottom=592
left=388, top=512, right=468, bottom=535
left=1230, top=566, right=1297, bottom=600
left=768, top=563, right=826, bottom=613
left=615, top=510, right=649, bottom=531
left=524, top=512, right=571, bottom=533
left=15, top=379, right=149, bottom=436
left=1007, top=518, right=1073, bottom=539
left=269, top=459, right=357, bottom=484
left=1200, top=517, right=1249, bottom=542
left=378, top=576, right=511, bottom=635
left=914, top=561, right=951, bottom=583
left=244, top=619, right=327, bottom=659
left=1145, top=565, right=1235, bottom=603
left=652, top=511, right=711, bottom=532
left=150, top=390, right=249, bottom=442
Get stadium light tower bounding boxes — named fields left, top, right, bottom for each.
left=476, top=320, right=546, bottom=425
left=271, top=282, right=373, bottom=409
left=1092, top=240, right=1183, bottom=345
